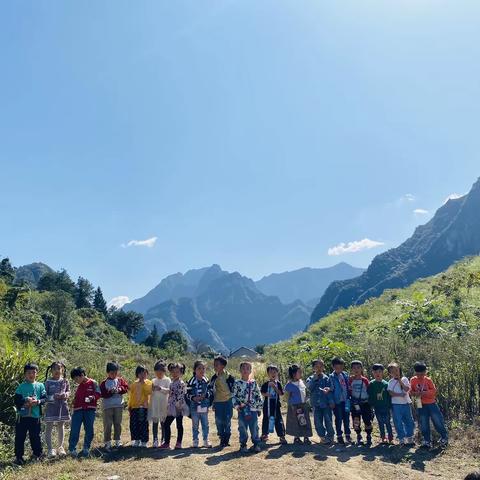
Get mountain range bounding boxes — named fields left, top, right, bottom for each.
left=125, top=263, right=362, bottom=352
left=311, top=177, right=480, bottom=323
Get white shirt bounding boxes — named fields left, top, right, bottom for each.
left=388, top=377, right=412, bottom=404
left=293, top=380, right=307, bottom=403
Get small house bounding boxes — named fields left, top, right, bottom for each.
left=229, top=346, right=260, bottom=359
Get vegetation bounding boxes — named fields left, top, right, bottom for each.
left=265, top=256, right=480, bottom=422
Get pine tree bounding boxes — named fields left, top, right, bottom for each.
left=143, top=324, right=161, bottom=348
left=0, top=258, right=15, bottom=284
left=93, top=287, right=108, bottom=315
left=74, top=277, right=94, bottom=309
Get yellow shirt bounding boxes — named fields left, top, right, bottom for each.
left=214, top=372, right=231, bottom=402
left=128, top=379, right=152, bottom=409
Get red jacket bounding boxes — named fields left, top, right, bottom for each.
left=73, top=378, right=101, bottom=411
left=100, top=377, right=129, bottom=398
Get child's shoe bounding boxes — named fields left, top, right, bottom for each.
left=69, top=449, right=78, bottom=457
left=323, top=437, right=333, bottom=445
left=159, top=442, right=170, bottom=449
left=174, top=442, right=182, bottom=450
left=47, top=449, right=56, bottom=458
left=140, top=442, right=148, bottom=448
left=293, top=437, right=303, bottom=445
left=337, top=436, right=345, bottom=445
left=104, top=441, right=112, bottom=451
left=279, top=436, right=288, bottom=445
left=239, top=444, right=248, bottom=454
left=303, top=437, right=311, bottom=445
left=356, top=434, right=363, bottom=445
left=114, top=440, right=123, bottom=448
left=260, top=434, right=268, bottom=442
left=203, top=439, right=212, bottom=448
left=192, top=439, right=199, bottom=448
left=345, top=435, right=354, bottom=444
left=439, top=438, right=448, bottom=448
left=253, top=443, right=261, bottom=453
left=131, top=440, right=139, bottom=447
left=57, top=446, right=66, bottom=456
left=388, top=435, right=394, bottom=444
left=153, top=439, right=159, bottom=448
left=406, top=437, right=416, bottom=446
left=13, top=457, right=25, bottom=466
left=81, top=448, right=90, bottom=457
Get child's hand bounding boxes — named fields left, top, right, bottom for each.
left=323, top=387, right=331, bottom=394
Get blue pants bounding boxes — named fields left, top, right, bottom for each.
left=238, top=410, right=260, bottom=447
left=333, top=402, right=351, bottom=438
left=191, top=410, right=209, bottom=442
left=313, top=406, right=335, bottom=440
left=391, top=404, right=415, bottom=441
left=374, top=408, right=393, bottom=439
left=214, top=400, right=233, bottom=443
left=69, top=409, right=95, bottom=452
left=417, top=403, right=448, bottom=443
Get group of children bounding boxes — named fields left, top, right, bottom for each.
left=13, top=355, right=449, bottom=465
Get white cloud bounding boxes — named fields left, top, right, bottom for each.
left=403, top=193, right=415, bottom=202
left=443, top=193, right=465, bottom=204
left=328, top=238, right=385, bottom=256
left=121, top=236, right=158, bottom=248
left=413, top=208, right=429, bottom=215
left=107, top=296, right=130, bottom=309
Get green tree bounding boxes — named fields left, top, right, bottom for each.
left=75, top=277, right=94, bottom=309
left=37, top=269, right=76, bottom=296
left=93, top=287, right=108, bottom=315
left=159, top=330, right=188, bottom=354
left=107, top=308, right=144, bottom=340
left=41, top=290, right=75, bottom=341
left=143, top=324, right=161, bottom=348
left=0, top=258, right=15, bottom=285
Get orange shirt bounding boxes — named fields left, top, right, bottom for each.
left=410, top=376, right=437, bottom=404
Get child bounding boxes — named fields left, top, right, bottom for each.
left=260, top=364, right=287, bottom=444
left=14, top=363, right=46, bottom=465
left=161, top=363, right=187, bottom=450
left=410, top=361, right=448, bottom=448
left=387, top=362, right=415, bottom=446
left=232, top=361, right=263, bottom=453
left=186, top=360, right=213, bottom=448
left=209, top=355, right=235, bottom=448
left=68, top=367, right=101, bottom=457
left=349, top=360, right=373, bottom=446
left=367, top=364, right=393, bottom=444
left=148, top=360, right=171, bottom=448
left=329, top=357, right=352, bottom=444
left=306, top=359, right=335, bottom=444
left=127, top=365, right=152, bottom=447
left=285, top=364, right=312, bottom=445
left=100, top=361, right=129, bottom=450
left=44, top=361, right=70, bottom=458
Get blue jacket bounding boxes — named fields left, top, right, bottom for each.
left=329, top=371, right=351, bottom=405
left=306, top=373, right=334, bottom=408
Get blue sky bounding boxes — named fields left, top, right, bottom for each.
left=1, top=1, right=479, bottom=305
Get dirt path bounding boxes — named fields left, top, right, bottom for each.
left=3, top=414, right=478, bottom=480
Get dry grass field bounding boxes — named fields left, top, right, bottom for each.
left=2, top=412, right=479, bottom=480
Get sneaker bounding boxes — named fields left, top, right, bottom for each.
left=345, top=435, right=354, bottom=444
left=439, top=438, right=448, bottom=448
left=57, top=446, right=66, bottom=456
left=260, top=434, right=268, bottom=442
left=203, top=439, right=212, bottom=448
left=69, top=449, right=78, bottom=457
left=356, top=435, right=363, bottom=445
left=337, top=436, right=345, bottom=445
left=421, top=440, right=431, bottom=449
left=323, top=438, right=333, bottom=445
left=159, top=442, right=170, bottom=449
left=279, top=436, right=288, bottom=445
left=239, top=445, right=248, bottom=454
left=192, top=440, right=199, bottom=448
left=140, top=442, right=148, bottom=448
left=47, top=449, right=56, bottom=458
left=104, top=441, right=112, bottom=451
left=81, top=448, right=90, bottom=457
left=293, top=437, right=303, bottom=445
left=303, top=437, right=312, bottom=445
left=14, top=457, right=25, bottom=466
left=153, top=439, right=159, bottom=448
left=114, top=440, right=123, bottom=448
left=254, top=443, right=261, bottom=453
left=174, top=442, right=182, bottom=450
left=406, top=437, right=416, bottom=446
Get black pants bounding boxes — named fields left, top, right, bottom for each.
left=164, top=415, right=183, bottom=445
left=129, top=408, right=149, bottom=442
left=351, top=402, right=373, bottom=435
left=152, top=421, right=165, bottom=442
left=15, top=417, right=42, bottom=459
left=261, top=400, right=285, bottom=437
